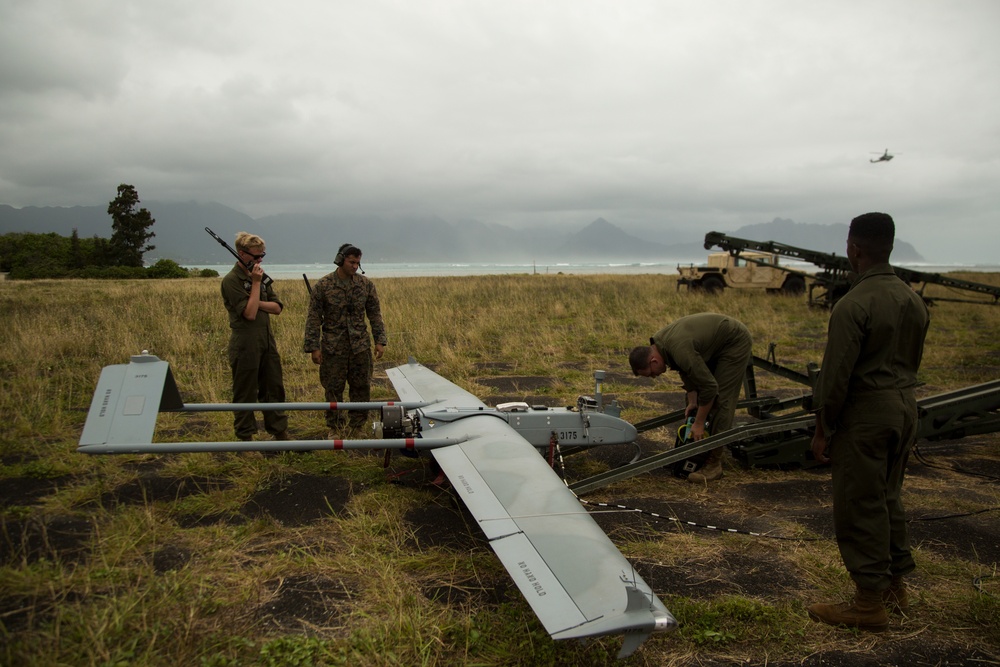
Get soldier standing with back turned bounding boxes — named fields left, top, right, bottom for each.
left=303, top=243, right=387, bottom=437
left=807, top=212, right=929, bottom=631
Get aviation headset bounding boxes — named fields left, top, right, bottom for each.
left=334, top=243, right=364, bottom=273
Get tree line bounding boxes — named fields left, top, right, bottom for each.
left=0, top=184, right=215, bottom=280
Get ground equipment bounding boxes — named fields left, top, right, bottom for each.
left=677, top=231, right=1000, bottom=308
left=676, top=249, right=808, bottom=295
left=568, top=349, right=1000, bottom=495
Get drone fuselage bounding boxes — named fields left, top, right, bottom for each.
left=410, top=403, right=638, bottom=448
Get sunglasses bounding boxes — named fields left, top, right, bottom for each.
left=244, top=251, right=266, bottom=260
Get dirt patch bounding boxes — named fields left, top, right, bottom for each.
left=566, top=438, right=647, bottom=470
left=405, top=498, right=486, bottom=554
left=242, top=474, right=357, bottom=526
left=256, top=574, right=358, bottom=633
left=611, top=374, right=684, bottom=392
left=909, top=513, right=1000, bottom=564
left=0, top=514, right=95, bottom=566
left=0, top=476, right=77, bottom=508
left=472, top=361, right=518, bottom=373
left=733, top=476, right=835, bottom=536
left=150, top=542, right=193, bottom=573
left=0, top=591, right=86, bottom=634
left=97, top=475, right=232, bottom=508
left=632, top=390, right=688, bottom=413
left=175, top=510, right=249, bottom=528
left=476, top=375, right=557, bottom=395
left=119, top=457, right=169, bottom=473
left=421, top=575, right=513, bottom=608
left=634, top=549, right=805, bottom=600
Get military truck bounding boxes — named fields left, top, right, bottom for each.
left=678, top=231, right=1000, bottom=308
left=676, top=249, right=808, bottom=295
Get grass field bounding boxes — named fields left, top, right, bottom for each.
left=1, top=272, right=998, bottom=666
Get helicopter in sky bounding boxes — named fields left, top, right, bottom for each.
left=869, top=148, right=896, bottom=163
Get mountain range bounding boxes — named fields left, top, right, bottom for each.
left=0, top=202, right=924, bottom=265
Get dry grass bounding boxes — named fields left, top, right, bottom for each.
left=1, top=273, right=998, bottom=666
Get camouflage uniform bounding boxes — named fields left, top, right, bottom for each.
left=303, top=271, right=387, bottom=430
left=221, top=263, right=288, bottom=439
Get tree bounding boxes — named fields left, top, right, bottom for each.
left=69, top=228, right=86, bottom=269
left=90, top=235, right=112, bottom=267
left=0, top=232, right=71, bottom=278
left=107, top=184, right=156, bottom=267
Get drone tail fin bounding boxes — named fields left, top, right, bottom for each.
left=79, top=354, right=181, bottom=449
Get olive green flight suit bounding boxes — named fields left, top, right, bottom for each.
left=221, top=263, right=288, bottom=439
left=813, top=263, right=929, bottom=591
left=651, top=313, right=752, bottom=434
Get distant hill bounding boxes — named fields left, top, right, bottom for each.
left=562, top=218, right=673, bottom=260
left=730, top=218, right=924, bottom=262
left=0, top=203, right=924, bottom=265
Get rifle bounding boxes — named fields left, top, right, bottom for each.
left=303, top=273, right=312, bottom=294
left=205, top=227, right=272, bottom=287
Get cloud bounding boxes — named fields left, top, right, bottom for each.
left=1, top=0, right=998, bottom=262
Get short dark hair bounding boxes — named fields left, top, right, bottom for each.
left=849, top=212, right=894, bottom=260
left=628, top=346, right=653, bottom=375
left=335, top=243, right=362, bottom=267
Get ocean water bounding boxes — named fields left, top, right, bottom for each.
left=197, top=261, right=693, bottom=279
left=195, top=260, right=1000, bottom=280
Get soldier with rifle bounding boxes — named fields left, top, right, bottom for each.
left=303, top=243, right=387, bottom=437
left=217, top=230, right=290, bottom=444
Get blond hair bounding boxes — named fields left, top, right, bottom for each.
left=235, top=232, right=266, bottom=252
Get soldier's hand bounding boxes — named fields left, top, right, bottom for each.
left=691, top=421, right=707, bottom=441
left=310, top=350, right=322, bottom=365
left=374, top=344, right=384, bottom=361
left=811, top=429, right=830, bottom=464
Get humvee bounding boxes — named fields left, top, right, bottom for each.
left=676, top=251, right=807, bottom=294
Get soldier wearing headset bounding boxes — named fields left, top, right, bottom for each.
left=303, top=243, right=387, bottom=436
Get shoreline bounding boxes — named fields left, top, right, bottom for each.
left=192, top=262, right=1000, bottom=281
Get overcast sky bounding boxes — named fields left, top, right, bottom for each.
left=1, top=1, right=998, bottom=262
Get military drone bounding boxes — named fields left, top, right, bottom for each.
left=78, top=354, right=676, bottom=658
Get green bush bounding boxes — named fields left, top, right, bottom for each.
left=146, top=258, right=189, bottom=279
left=8, top=257, right=70, bottom=280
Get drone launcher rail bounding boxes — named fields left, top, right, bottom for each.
left=702, top=231, right=1000, bottom=308
left=569, top=351, right=1000, bottom=495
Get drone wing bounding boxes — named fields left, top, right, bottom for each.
left=386, top=360, right=676, bottom=657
